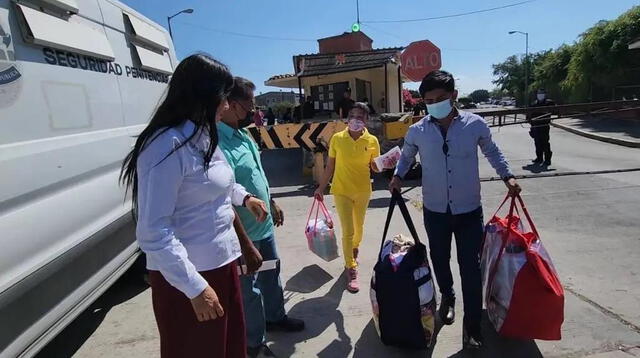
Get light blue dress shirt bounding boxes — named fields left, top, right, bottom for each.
left=395, top=110, right=513, bottom=215
left=135, top=121, right=249, bottom=299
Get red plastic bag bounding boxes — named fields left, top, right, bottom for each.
left=481, top=195, right=564, bottom=340
left=305, top=198, right=339, bottom=261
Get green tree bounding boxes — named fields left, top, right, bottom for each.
left=493, top=6, right=640, bottom=104
left=489, top=87, right=509, bottom=99
left=563, top=6, right=640, bottom=101
left=492, top=55, right=526, bottom=105
left=469, top=89, right=490, bottom=103
left=532, top=45, right=575, bottom=103
left=458, top=97, right=472, bottom=106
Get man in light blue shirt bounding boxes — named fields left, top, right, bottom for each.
left=219, top=77, right=304, bottom=358
left=390, top=70, right=521, bottom=349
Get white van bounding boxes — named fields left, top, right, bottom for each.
left=0, top=0, right=175, bottom=356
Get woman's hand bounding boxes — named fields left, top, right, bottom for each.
left=314, top=186, right=326, bottom=201
left=245, top=197, right=268, bottom=222
left=190, top=286, right=224, bottom=322
left=271, top=199, right=284, bottom=227
left=242, top=241, right=263, bottom=273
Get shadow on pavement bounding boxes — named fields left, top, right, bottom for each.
left=522, top=164, right=557, bottom=174
left=352, top=310, right=543, bottom=358
left=284, top=264, right=334, bottom=294
left=270, top=185, right=315, bottom=200
left=35, top=261, right=149, bottom=358
left=353, top=319, right=434, bottom=358
left=368, top=196, right=409, bottom=209
left=447, top=311, right=543, bottom=358
left=270, top=275, right=350, bottom=357
left=567, top=116, right=640, bottom=139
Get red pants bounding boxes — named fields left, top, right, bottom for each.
left=149, top=261, right=246, bottom=358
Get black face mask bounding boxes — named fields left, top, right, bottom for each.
left=238, top=110, right=254, bottom=128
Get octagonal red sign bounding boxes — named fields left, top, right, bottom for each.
left=401, top=40, right=442, bottom=82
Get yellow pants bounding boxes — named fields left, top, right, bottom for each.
left=333, top=192, right=371, bottom=269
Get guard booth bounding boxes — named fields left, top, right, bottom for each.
left=265, top=31, right=404, bottom=117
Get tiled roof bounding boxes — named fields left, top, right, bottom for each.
left=266, top=73, right=296, bottom=82
left=294, top=47, right=403, bottom=77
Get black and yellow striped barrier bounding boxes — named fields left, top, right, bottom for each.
left=246, top=121, right=347, bottom=151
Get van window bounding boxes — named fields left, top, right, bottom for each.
left=123, top=13, right=169, bottom=50
left=15, top=4, right=114, bottom=60
left=132, top=44, right=172, bottom=74
left=37, top=0, right=79, bottom=14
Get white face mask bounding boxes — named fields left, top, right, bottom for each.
left=348, top=118, right=366, bottom=132
left=537, top=94, right=546, bottom=101
left=426, top=98, right=453, bottom=119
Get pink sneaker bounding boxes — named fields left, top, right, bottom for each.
left=346, top=268, right=359, bottom=293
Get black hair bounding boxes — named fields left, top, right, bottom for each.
left=228, top=76, right=256, bottom=102
left=120, top=53, right=233, bottom=220
left=419, top=70, right=455, bottom=97
left=345, top=88, right=352, bottom=93
left=350, top=102, right=370, bottom=117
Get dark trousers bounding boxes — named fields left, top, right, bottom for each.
left=149, top=261, right=246, bottom=358
left=532, top=126, right=552, bottom=161
left=423, top=206, right=484, bottom=332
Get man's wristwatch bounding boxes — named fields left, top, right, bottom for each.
left=242, top=194, right=257, bottom=207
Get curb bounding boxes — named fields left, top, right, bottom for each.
left=551, top=122, right=640, bottom=148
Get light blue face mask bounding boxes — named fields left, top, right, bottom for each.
left=426, top=98, right=453, bottom=119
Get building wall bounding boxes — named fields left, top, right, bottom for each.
left=300, top=64, right=402, bottom=115
left=318, top=32, right=373, bottom=54
left=255, top=92, right=298, bottom=107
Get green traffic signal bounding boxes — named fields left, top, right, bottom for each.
left=352, top=22, right=361, bottom=32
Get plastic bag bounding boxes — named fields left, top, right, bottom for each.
left=305, top=198, right=339, bottom=261
left=481, top=195, right=564, bottom=340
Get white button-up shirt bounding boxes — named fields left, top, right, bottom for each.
left=135, top=121, right=249, bottom=299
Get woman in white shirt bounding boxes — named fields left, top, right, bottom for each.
left=120, top=54, right=267, bottom=358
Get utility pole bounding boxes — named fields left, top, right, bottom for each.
left=509, top=30, right=529, bottom=107
left=167, top=8, right=194, bottom=39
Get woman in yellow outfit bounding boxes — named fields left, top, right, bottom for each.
left=315, top=102, right=381, bottom=292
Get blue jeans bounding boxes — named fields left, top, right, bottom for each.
left=240, top=235, right=286, bottom=348
left=423, top=206, right=484, bottom=332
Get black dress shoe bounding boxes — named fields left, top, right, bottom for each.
left=543, top=159, right=551, bottom=166
left=463, top=327, right=484, bottom=350
left=532, top=158, right=543, bottom=164
left=247, top=344, right=277, bottom=358
left=266, top=316, right=305, bottom=332
left=439, top=296, right=455, bottom=325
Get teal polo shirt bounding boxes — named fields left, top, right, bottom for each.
left=217, top=122, right=274, bottom=241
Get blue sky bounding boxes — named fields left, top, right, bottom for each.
left=122, top=0, right=638, bottom=96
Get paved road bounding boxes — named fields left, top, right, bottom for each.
left=37, top=123, right=640, bottom=358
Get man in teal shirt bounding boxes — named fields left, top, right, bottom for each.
left=219, top=77, right=304, bottom=358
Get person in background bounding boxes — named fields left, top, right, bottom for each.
left=265, top=107, right=276, bottom=126
left=362, top=97, right=376, bottom=115
left=219, top=77, right=305, bottom=358
left=389, top=70, right=521, bottom=350
left=253, top=107, right=265, bottom=127
left=314, top=103, right=381, bottom=293
left=282, top=107, right=292, bottom=123
left=303, top=95, right=315, bottom=119
left=120, top=54, right=269, bottom=358
left=529, top=88, right=555, bottom=166
left=337, top=88, right=355, bottom=119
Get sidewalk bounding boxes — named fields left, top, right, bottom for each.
left=551, top=116, right=640, bottom=148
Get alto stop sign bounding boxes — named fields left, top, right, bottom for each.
left=401, top=40, right=442, bottom=82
